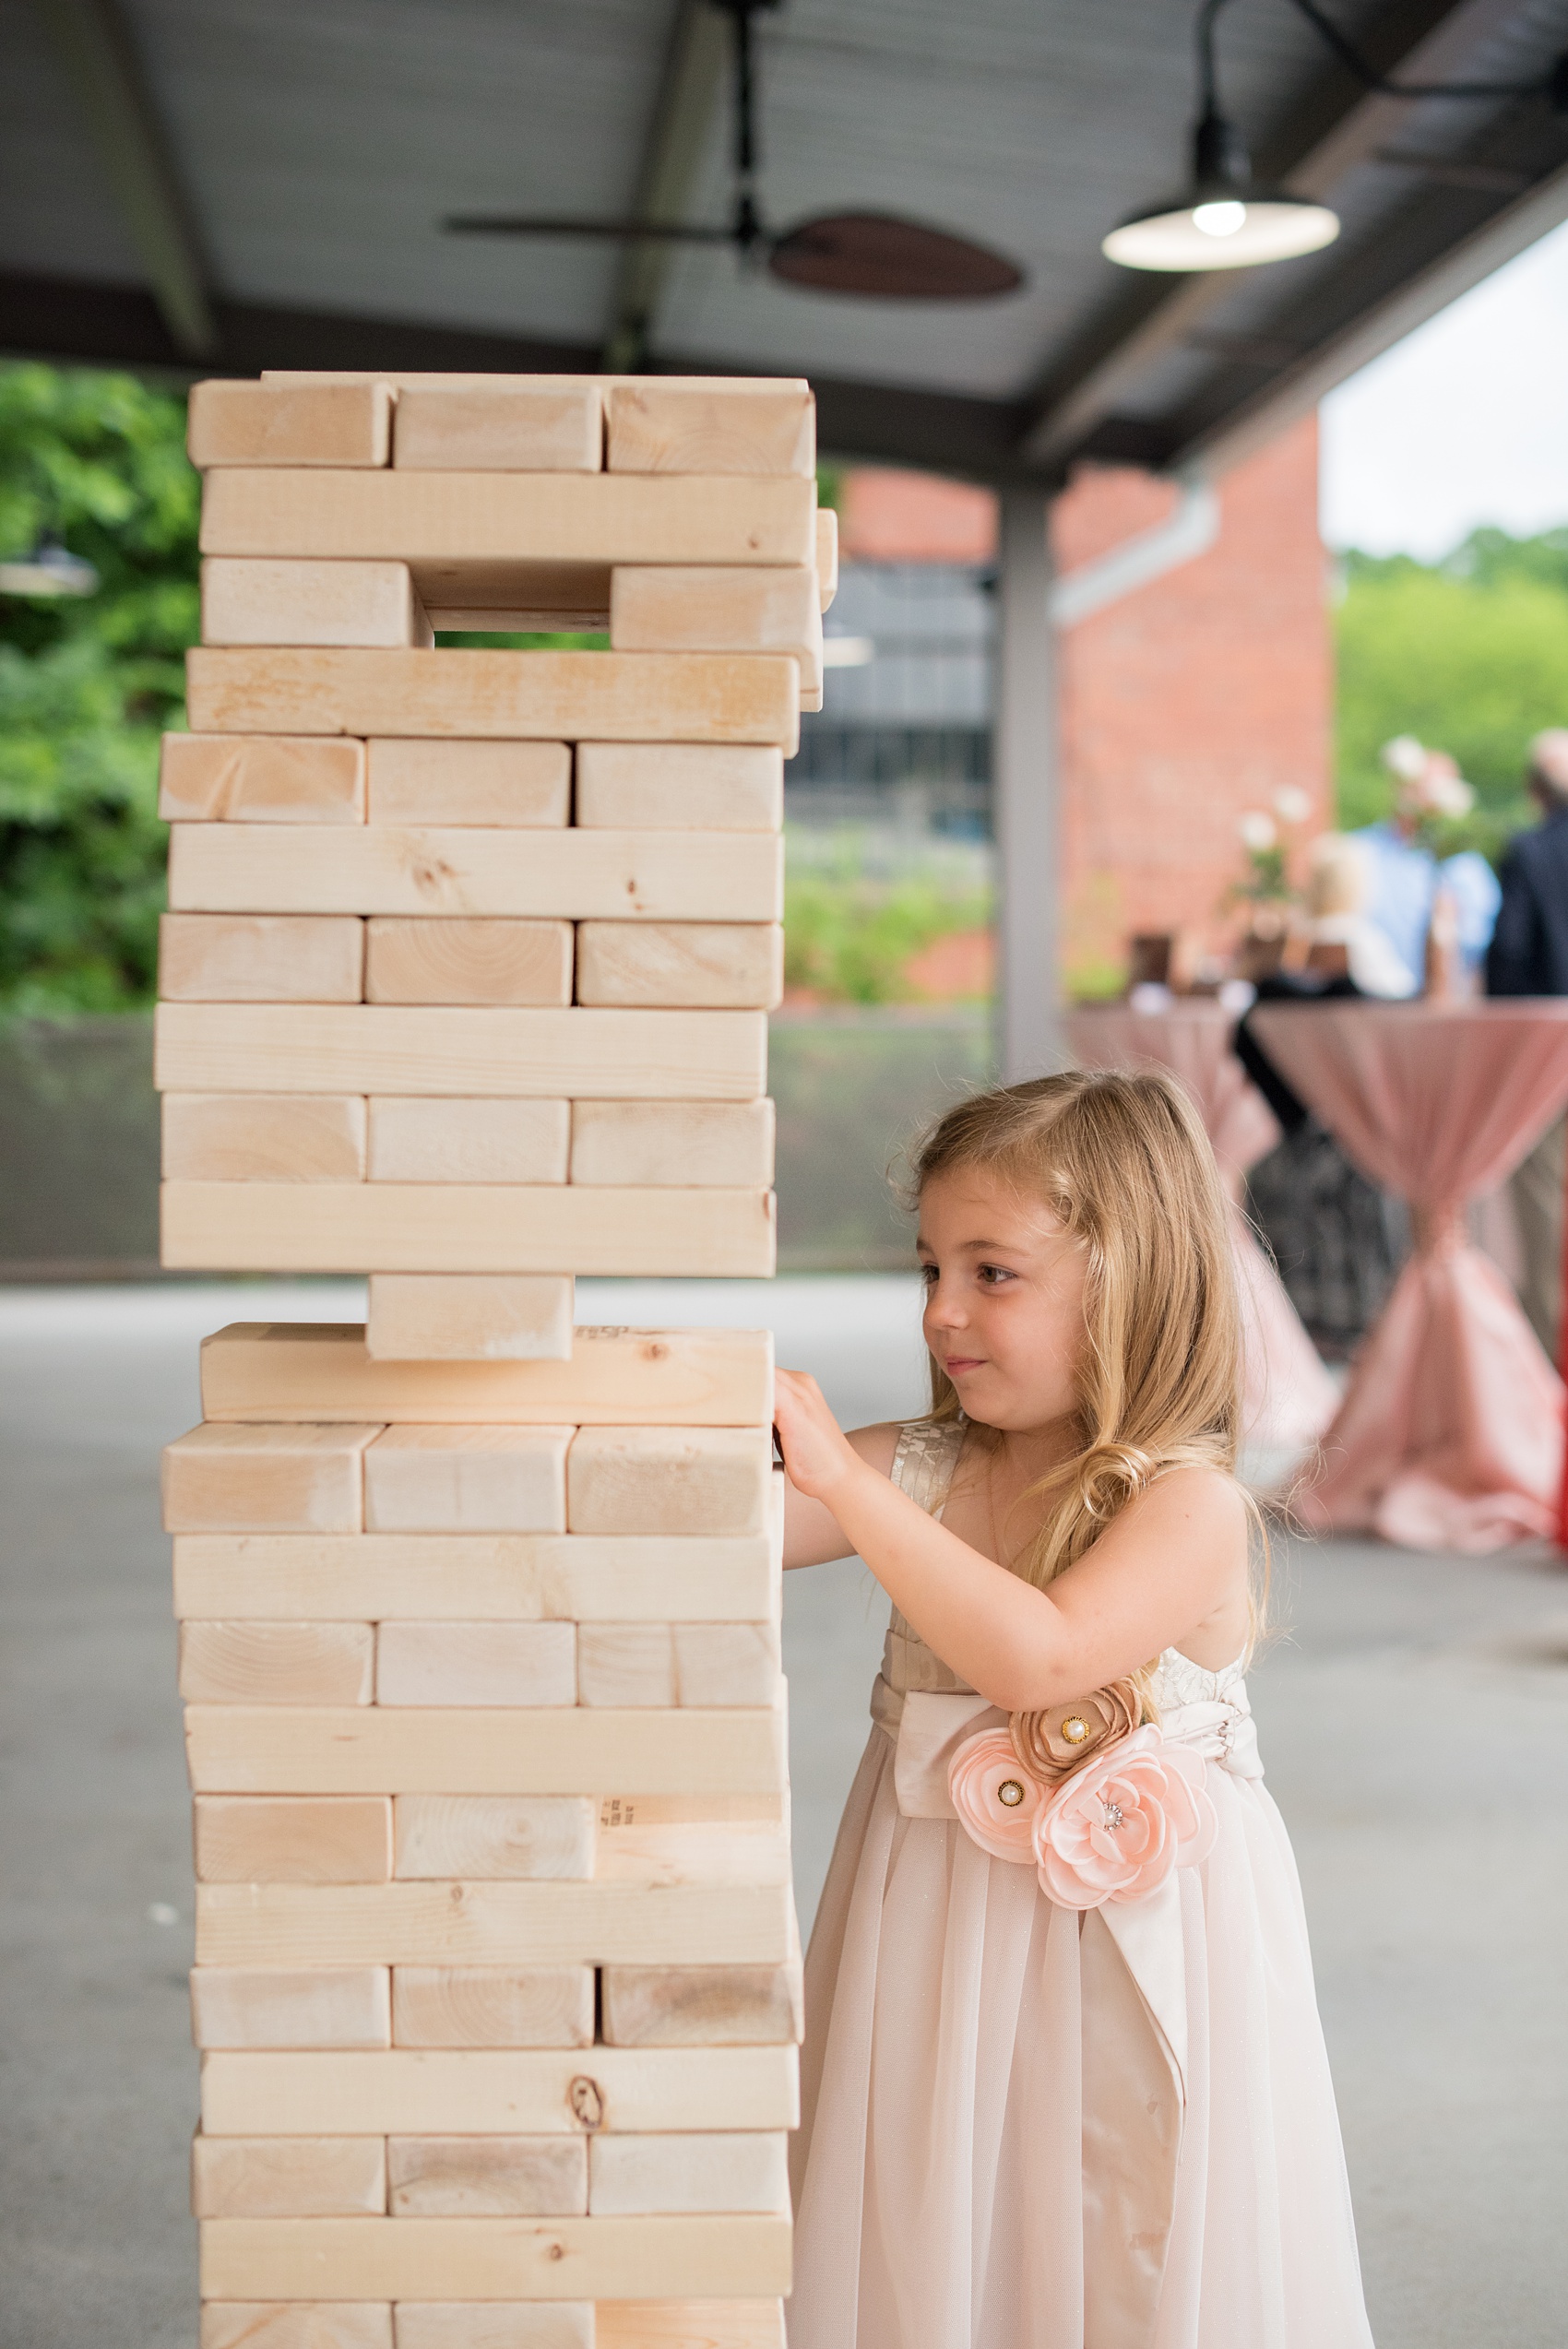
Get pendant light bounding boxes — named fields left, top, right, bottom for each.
left=1107, top=0, right=1568, bottom=276
left=1104, top=5, right=1337, bottom=272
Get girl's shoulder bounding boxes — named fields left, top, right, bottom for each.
left=846, top=1419, right=910, bottom=1478
left=1123, top=1460, right=1250, bottom=1553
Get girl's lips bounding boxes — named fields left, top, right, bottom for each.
left=943, top=1357, right=986, bottom=1375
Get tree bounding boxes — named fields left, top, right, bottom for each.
left=1336, top=529, right=1568, bottom=860
left=0, top=362, right=198, bottom=1012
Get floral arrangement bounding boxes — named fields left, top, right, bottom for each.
left=949, top=1713, right=1217, bottom=1909
left=1225, top=784, right=1315, bottom=938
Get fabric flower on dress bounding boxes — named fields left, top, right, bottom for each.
left=1031, top=1726, right=1217, bottom=1910
left=948, top=1728, right=1046, bottom=1860
left=1010, top=1677, right=1141, bottom=1785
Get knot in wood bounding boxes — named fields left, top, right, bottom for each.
left=568, top=2073, right=605, bottom=2131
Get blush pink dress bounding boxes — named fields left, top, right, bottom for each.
left=787, top=1418, right=1374, bottom=2349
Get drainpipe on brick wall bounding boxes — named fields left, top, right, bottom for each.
left=1048, top=470, right=1220, bottom=628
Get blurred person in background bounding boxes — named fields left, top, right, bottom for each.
left=1485, top=729, right=1568, bottom=1360
left=1301, top=832, right=1420, bottom=997
left=1351, top=736, right=1500, bottom=993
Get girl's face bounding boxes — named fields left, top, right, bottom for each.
left=917, top=1163, right=1088, bottom=1434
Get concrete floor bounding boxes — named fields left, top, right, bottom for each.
left=0, top=1279, right=1564, bottom=2348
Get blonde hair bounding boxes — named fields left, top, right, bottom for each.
left=909, top=1069, right=1264, bottom=1675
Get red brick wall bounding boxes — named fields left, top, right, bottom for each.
left=1054, top=416, right=1332, bottom=982
left=836, top=417, right=1333, bottom=990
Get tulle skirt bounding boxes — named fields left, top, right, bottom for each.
left=787, top=1727, right=1374, bottom=2349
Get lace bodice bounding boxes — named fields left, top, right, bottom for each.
left=880, top=1416, right=1247, bottom=1706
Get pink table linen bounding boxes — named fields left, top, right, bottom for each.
left=1065, top=1007, right=1340, bottom=1452
left=1249, top=1001, right=1568, bottom=1550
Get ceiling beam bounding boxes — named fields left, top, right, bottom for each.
left=601, top=0, right=731, bottom=373
left=1016, top=0, right=1524, bottom=471
left=29, top=0, right=217, bottom=359
left=0, top=266, right=1041, bottom=481
left=1181, top=145, right=1568, bottom=477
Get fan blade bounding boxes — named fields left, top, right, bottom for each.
left=768, top=212, right=1024, bottom=299
left=444, top=215, right=737, bottom=243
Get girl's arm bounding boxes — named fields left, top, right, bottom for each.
left=783, top=1418, right=902, bottom=1566
left=773, top=1370, right=1247, bottom=1708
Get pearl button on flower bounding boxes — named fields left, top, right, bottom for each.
left=1061, top=1715, right=1090, bottom=1745
left=997, top=1779, right=1026, bottom=1807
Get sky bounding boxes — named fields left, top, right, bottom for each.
left=1318, top=214, right=1568, bottom=560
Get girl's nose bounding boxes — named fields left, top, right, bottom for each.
left=924, top=1282, right=966, bottom=1331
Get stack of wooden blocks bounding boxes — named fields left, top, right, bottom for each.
left=160, top=368, right=834, bottom=2349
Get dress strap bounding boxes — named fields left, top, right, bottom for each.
left=889, top=1415, right=966, bottom=1519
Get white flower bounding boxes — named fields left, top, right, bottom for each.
left=1273, top=786, right=1313, bottom=825
left=1382, top=734, right=1428, bottom=784
left=1239, top=811, right=1277, bottom=852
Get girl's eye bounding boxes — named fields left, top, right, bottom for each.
left=919, top=1263, right=939, bottom=1287
left=978, top=1263, right=1016, bottom=1286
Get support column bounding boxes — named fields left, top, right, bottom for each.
left=994, top=481, right=1061, bottom=1083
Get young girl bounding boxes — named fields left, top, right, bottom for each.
left=773, top=1071, right=1374, bottom=2349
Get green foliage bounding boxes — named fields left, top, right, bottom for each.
left=0, top=362, right=199, bottom=1012
left=1336, top=527, right=1568, bottom=861
left=784, top=836, right=991, bottom=1002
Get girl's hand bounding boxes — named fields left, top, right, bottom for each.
left=773, top=1369, right=864, bottom=1507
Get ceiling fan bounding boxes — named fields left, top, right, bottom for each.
left=444, top=0, right=1024, bottom=302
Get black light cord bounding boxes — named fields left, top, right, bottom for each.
left=1200, top=0, right=1566, bottom=116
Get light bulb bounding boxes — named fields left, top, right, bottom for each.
left=1192, top=199, right=1246, bottom=238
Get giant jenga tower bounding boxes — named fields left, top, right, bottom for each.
left=158, top=370, right=833, bottom=2349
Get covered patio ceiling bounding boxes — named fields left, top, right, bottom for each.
left=4, top=0, right=1568, bottom=482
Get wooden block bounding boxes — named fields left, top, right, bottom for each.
left=196, top=1797, right=393, bottom=1883
left=189, top=380, right=392, bottom=469
left=377, top=1623, right=576, bottom=1707
left=366, top=919, right=572, bottom=1006
left=187, top=647, right=800, bottom=757
left=576, top=924, right=781, bottom=1011
left=191, top=1966, right=390, bottom=2048
left=185, top=1707, right=789, bottom=1799
left=162, top=1423, right=381, bottom=1534
left=605, top=384, right=814, bottom=477
left=155, top=1004, right=768, bottom=1101
left=600, top=1964, right=802, bottom=2049
left=367, top=1276, right=573, bottom=1363
left=610, top=569, right=818, bottom=684
left=395, top=2307, right=590, bottom=2349
left=199, top=469, right=814, bottom=568
left=368, top=1103, right=570, bottom=1184
left=393, top=1967, right=593, bottom=2049
left=167, top=823, right=782, bottom=920
left=815, top=505, right=837, bottom=610
left=194, top=1877, right=793, bottom=1976
left=394, top=386, right=601, bottom=472
left=367, top=741, right=570, bottom=827
left=595, top=2306, right=783, bottom=2349
left=588, top=2132, right=788, bottom=2216
left=395, top=1797, right=594, bottom=1880
left=202, top=560, right=432, bottom=649
left=172, top=1531, right=779, bottom=1626
left=159, top=914, right=365, bottom=1003
left=200, top=2046, right=799, bottom=2137
left=164, top=1094, right=368, bottom=1183
left=591, top=1821, right=790, bottom=1891
left=366, top=1429, right=572, bottom=1536
left=192, top=2130, right=387, bottom=2217
left=200, top=2214, right=792, bottom=2304
left=387, top=2136, right=587, bottom=2217
left=200, top=1323, right=769, bottom=1425
left=180, top=1621, right=374, bottom=1706
left=568, top=1102, right=774, bottom=1190
left=160, top=1180, right=778, bottom=1278
left=568, top=1430, right=773, bottom=1536
left=201, top=2307, right=392, bottom=2349
left=674, top=1626, right=782, bottom=1708
left=577, top=1626, right=673, bottom=1708
left=160, top=733, right=366, bottom=824
left=574, top=744, right=781, bottom=833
